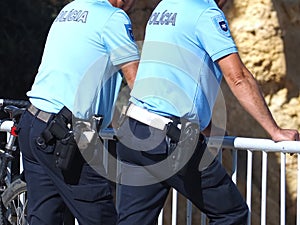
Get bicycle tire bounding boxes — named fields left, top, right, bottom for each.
left=1, top=179, right=75, bottom=225
left=1, top=178, right=27, bottom=225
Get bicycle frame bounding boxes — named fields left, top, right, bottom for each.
left=0, top=120, right=19, bottom=185
left=0, top=99, right=29, bottom=225
left=0, top=120, right=14, bottom=133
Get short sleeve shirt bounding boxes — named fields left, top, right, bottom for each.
left=27, top=0, right=139, bottom=127
left=130, top=0, right=237, bottom=130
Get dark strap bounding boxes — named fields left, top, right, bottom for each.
left=166, top=122, right=181, bottom=143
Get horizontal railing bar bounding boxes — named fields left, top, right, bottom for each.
left=99, top=129, right=300, bottom=153
left=207, top=136, right=300, bottom=153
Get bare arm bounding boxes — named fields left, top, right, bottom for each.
left=120, top=60, right=139, bottom=89
left=217, top=53, right=299, bottom=141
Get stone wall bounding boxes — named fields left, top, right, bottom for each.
left=128, top=0, right=300, bottom=224
left=223, top=1, right=300, bottom=224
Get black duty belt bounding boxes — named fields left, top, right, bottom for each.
left=27, top=104, right=54, bottom=123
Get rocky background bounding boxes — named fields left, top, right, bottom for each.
left=1, top=0, right=300, bottom=224
left=220, top=1, right=300, bottom=224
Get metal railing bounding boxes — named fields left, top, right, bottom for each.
left=71, top=133, right=300, bottom=225
left=69, top=128, right=300, bottom=225
left=156, top=136, right=300, bottom=225
left=73, top=134, right=300, bottom=225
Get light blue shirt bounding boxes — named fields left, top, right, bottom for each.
left=28, top=0, right=139, bottom=128
left=130, top=0, right=237, bottom=130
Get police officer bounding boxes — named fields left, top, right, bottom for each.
left=115, top=0, right=300, bottom=224
left=17, top=0, right=139, bottom=224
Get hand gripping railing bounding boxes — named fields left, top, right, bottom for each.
left=207, top=136, right=300, bottom=153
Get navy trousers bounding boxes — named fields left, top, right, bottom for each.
left=116, top=118, right=248, bottom=225
left=17, top=110, right=117, bottom=225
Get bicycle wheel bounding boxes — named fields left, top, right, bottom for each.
left=1, top=178, right=27, bottom=225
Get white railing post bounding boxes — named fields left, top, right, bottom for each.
left=261, top=151, right=268, bottom=225
left=201, top=213, right=206, bottom=225
left=246, top=150, right=253, bottom=225
left=280, top=153, right=286, bottom=225
left=186, top=200, right=192, bottom=225
left=231, top=150, right=237, bottom=184
left=297, top=154, right=300, bottom=225
left=172, top=189, right=178, bottom=225
left=158, top=209, right=164, bottom=225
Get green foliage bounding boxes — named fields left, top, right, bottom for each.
left=0, top=0, right=71, bottom=99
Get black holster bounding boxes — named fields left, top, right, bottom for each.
left=41, top=107, right=77, bottom=170
left=41, top=107, right=103, bottom=170
left=54, top=133, right=77, bottom=170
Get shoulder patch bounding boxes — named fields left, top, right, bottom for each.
left=212, top=14, right=230, bottom=37
left=125, top=24, right=135, bottom=42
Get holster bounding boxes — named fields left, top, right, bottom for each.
left=54, top=133, right=78, bottom=170
left=166, top=119, right=203, bottom=174
left=42, top=106, right=72, bottom=143
left=72, top=116, right=103, bottom=163
left=40, top=107, right=77, bottom=170
left=40, top=107, right=103, bottom=171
